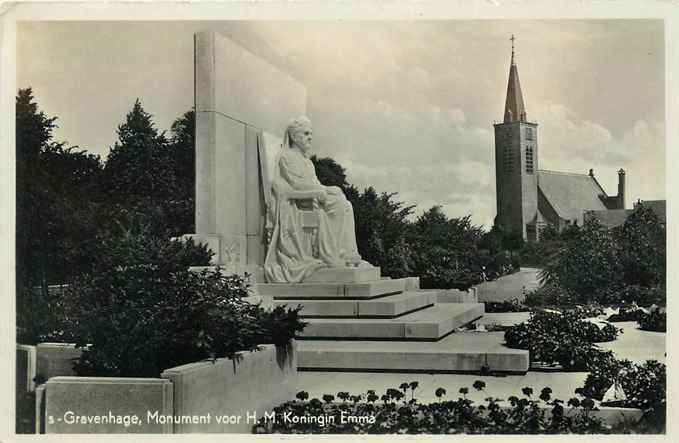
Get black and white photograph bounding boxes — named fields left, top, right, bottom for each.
left=3, top=1, right=674, bottom=439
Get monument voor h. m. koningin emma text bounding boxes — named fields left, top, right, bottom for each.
left=185, top=31, right=527, bottom=374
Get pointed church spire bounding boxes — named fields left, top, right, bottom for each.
left=504, top=34, right=526, bottom=123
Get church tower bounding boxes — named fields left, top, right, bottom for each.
left=493, top=36, right=539, bottom=241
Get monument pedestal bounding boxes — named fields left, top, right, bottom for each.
left=256, top=267, right=529, bottom=374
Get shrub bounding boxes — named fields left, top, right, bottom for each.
left=523, top=283, right=577, bottom=308
left=606, top=305, right=645, bottom=323
left=504, top=311, right=620, bottom=370
left=638, top=309, right=666, bottom=332
left=581, top=357, right=665, bottom=432
left=58, top=229, right=305, bottom=377
left=256, top=382, right=621, bottom=434
left=616, top=285, right=666, bottom=307
left=569, top=304, right=605, bottom=318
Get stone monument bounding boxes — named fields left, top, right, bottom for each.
left=184, top=31, right=307, bottom=281
left=186, top=31, right=375, bottom=284
left=185, top=31, right=528, bottom=374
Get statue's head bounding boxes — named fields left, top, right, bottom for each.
left=286, top=116, right=313, bottom=154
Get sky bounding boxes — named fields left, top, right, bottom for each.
left=17, top=20, right=665, bottom=228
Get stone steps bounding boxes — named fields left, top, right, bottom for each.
left=257, top=278, right=408, bottom=299
left=298, top=303, right=484, bottom=340
left=297, top=332, right=529, bottom=374
left=274, top=291, right=437, bottom=318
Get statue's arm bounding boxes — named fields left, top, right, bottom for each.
left=279, top=155, right=327, bottom=201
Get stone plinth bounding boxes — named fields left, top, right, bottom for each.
left=276, top=291, right=437, bottom=318
left=258, top=278, right=407, bottom=299
left=299, top=303, right=484, bottom=340
left=304, top=266, right=381, bottom=283
left=160, top=343, right=298, bottom=433
left=42, top=377, right=173, bottom=433
left=297, top=332, right=529, bottom=374
left=188, top=31, right=307, bottom=276
left=36, top=343, right=81, bottom=381
left=17, top=344, right=37, bottom=392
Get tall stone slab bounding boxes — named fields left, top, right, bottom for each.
left=188, top=31, right=307, bottom=277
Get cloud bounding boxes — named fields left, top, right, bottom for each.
left=537, top=103, right=665, bottom=207
left=17, top=20, right=664, bottom=229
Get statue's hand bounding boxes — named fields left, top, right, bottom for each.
left=314, top=189, right=328, bottom=203
left=326, top=186, right=343, bottom=196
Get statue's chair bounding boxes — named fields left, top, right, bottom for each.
left=258, top=132, right=321, bottom=258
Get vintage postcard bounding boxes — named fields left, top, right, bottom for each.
left=1, top=1, right=675, bottom=441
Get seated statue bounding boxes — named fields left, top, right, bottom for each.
left=264, top=116, right=367, bottom=283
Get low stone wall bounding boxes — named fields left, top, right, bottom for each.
left=36, top=343, right=82, bottom=381
left=41, top=377, right=173, bottom=433
left=161, top=342, right=298, bottom=433
left=35, top=342, right=298, bottom=434
left=437, top=288, right=478, bottom=303
left=16, top=344, right=37, bottom=392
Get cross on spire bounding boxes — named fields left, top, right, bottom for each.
left=510, top=34, right=516, bottom=65
left=503, top=34, right=526, bottom=123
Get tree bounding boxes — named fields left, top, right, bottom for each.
left=479, top=225, right=504, bottom=254
left=310, top=155, right=349, bottom=189
left=16, top=88, right=104, bottom=343
left=168, top=109, right=196, bottom=234
left=16, top=88, right=58, bottom=289
left=540, top=218, right=623, bottom=302
left=408, top=206, right=484, bottom=289
left=350, top=187, right=415, bottom=277
left=101, top=99, right=184, bottom=236
left=614, top=205, right=665, bottom=288
left=311, top=155, right=415, bottom=278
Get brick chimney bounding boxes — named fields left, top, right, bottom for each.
left=617, top=168, right=626, bottom=209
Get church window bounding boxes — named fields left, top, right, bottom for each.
left=503, top=146, right=514, bottom=173
left=525, top=145, right=534, bottom=174
left=525, top=127, right=534, bottom=140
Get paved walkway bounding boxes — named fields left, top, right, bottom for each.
left=475, top=267, right=542, bottom=303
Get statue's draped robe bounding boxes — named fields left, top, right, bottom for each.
left=264, top=148, right=362, bottom=283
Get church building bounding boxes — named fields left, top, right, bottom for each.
left=493, top=37, right=626, bottom=241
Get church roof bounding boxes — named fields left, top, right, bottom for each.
left=503, top=39, right=526, bottom=123
left=537, top=170, right=608, bottom=222
left=584, top=209, right=632, bottom=229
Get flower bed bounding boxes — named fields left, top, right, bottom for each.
left=256, top=381, right=644, bottom=434
left=504, top=311, right=620, bottom=371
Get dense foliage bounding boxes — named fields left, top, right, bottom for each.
left=504, top=311, right=619, bottom=370
left=256, top=382, right=645, bottom=434
left=580, top=356, right=665, bottom=431
left=16, top=91, right=199, bottom=343
left=311, top=157, right=507, bottom=289
left=55, top=225, right=304, bottom=377
left=539, top=213, right=665, bottom=305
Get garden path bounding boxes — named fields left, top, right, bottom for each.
left=475, top=267, right=541, bottom=303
